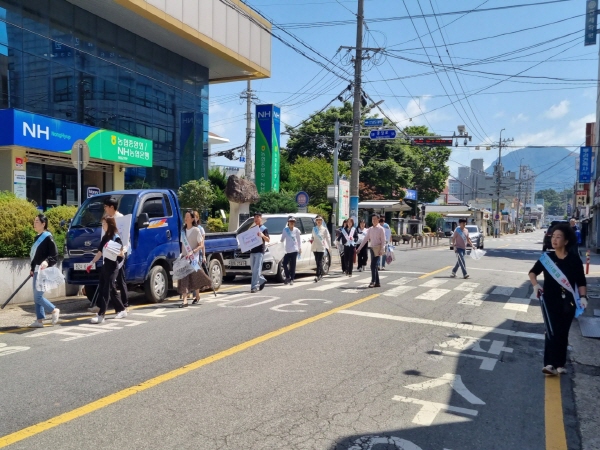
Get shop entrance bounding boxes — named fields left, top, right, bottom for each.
left=26, top=163, right=79, bottom=210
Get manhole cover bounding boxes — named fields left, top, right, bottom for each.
left=578, top=317, right=600, bottom=338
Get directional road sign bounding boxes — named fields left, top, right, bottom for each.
left=364, top=118, right=384, bottom=127
left=369, top=129, right=396, bottom=140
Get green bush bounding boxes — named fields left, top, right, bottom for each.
left=308, top=205, right=330, bottom=223
left=0, top=191, right=39, bottom=258
left=45, top=205, right=78, bottom=255
left=207, top=217, right=227, bottom=232
left=250, top=191, right=298, bottom=215
left=425, top=212, right=443, bottom=232
left=423, top=226, right=431, bottom=233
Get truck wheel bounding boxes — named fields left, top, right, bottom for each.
left=144, top=265, right=168, bottom=303
left=208, top=259, right=223, bottom=290
left=85, top=285, right=97, bottom=302
left=321, top=251, right=331, bottom=275
left=222, top=274, right=236, bottom=282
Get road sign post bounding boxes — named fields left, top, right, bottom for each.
left=71, top=139, right=90, bottom=207
left=369, top=129, right=397, bottom=140
left=364, top=118, right=384, bottom=127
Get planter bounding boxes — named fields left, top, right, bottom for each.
left=0, top=258, right=79, bottom=306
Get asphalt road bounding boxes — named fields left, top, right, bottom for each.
left=0, top=231, right=579, bottom=449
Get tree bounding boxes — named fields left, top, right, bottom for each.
left=360, top=158, right=412, bottom=199
left=250, top=191, right=298, bottom=215
left=425, top=212, right=443, bottom=232
left=177, top=179, right=216, bottom=213
left=536, top=188, right=572, bottom=216
left=208, top=167, right=230, bottom=217
left=287, top=156, right=336, bottom=206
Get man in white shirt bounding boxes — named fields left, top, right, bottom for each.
left=280, top=216, right=302, bottom=285
left=103, top=197, right=128, bottom=309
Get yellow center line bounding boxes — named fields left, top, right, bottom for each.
left=0, top=292, right=381, bottom=448
left=418, top=265, right=453, bottom=279
left=545, top=376, right=567, bottom=450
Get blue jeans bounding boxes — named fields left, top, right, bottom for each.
left=453, top=248, right=467, bottom=276
left=250, top=252, right=266, bottom=290
left=369, top=249, right=380, bottom=284
left=32, top=272, right=56, bottom=320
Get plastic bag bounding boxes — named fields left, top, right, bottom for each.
left=470, top=249, right=486, bottom=260
left=385, top=245, right=395, bottom=265
left=35, top=267, right=65, bottom=292
left=173, top=256, right=195, bottom=281
left=267, top=242, right=285, bottom=262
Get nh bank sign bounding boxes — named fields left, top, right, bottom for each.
left=0, top=108, right=152, bottom=167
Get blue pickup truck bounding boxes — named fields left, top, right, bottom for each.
left=63, top=189, right=238, bottom=303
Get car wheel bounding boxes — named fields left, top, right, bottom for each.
left=275, top=261, right=286, bottom=283
left=321, top=250, right=331, bottom=275
left=208, top=259, right=223, bottom=291
left=144, top=265, right=168, bottom=303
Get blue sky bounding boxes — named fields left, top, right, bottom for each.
left=209, top=0, right=593, bottom=193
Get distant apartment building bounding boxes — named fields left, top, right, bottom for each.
left=519, top=166, right=536, bottom=205
left=454, top=158, right=519, bottom=203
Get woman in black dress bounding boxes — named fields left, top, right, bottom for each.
left=337, top=218, right=358, bottom=276
left=529, top=222, right=588, bottom=375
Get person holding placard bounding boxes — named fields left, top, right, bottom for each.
left=311, top=215, right=331, bottom=282
left=103, top=197, right=129, bottom=310
left=178, top=210, right=212, bottom=307
left=249, top=212, right=270, bottom=293
left=28, top=214, right=60, bottom=328
left=529, top=222, right=587, bottom=375
left=280, top=216, right=302, bottom=285
left=87, top=217, right=126, bottom=324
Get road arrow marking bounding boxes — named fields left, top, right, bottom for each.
left=403, top=373, right=485, bottom=405
left=392, top=396, right=478, bottom=426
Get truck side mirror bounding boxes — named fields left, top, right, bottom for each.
left=137, top=213, right=150, bottom=229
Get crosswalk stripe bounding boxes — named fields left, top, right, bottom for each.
left=420, top=279, right=448, bottom=288
left=454, top=282, right=479, bottom=292
left=491, top=286, right=515, bottom=296
left=415, top=288, right=450, bottom=301
left=308, top=282, right=348, bottom=291
left=382, top=286, right=417, bottom=297
left=458, top=292, right=488, bottom=306
left=389, top=277, right=416, bottom=286
left=354, top=275, right=387, bottom=283
left=503, top=297, right=530, bottom=312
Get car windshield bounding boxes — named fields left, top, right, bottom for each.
left=466, top=226, right=478, bottom=233
left=237, top=217, right=291, bottom=235
left=71, top=194, right=137, bottom=228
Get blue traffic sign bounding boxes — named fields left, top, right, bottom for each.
left=295, top=191, right=309, bottom=207
left=240, top=156, right=246, bottom=162
left=369, top=129, right=396, bottom=140
left=404, top=189, right=417, bottom=200
left=364, top=118, right=384, bottom=127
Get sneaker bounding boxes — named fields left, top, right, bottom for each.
left=283, top=278, right=290, bottom=285
left=290, top=280, right=294, bottom=285
left=28, top=321, right=44, bottom=328
left=115, top=310, right=128, bottom=319
left=557, top=367, right=567, bottom=374
left=51, top=308, right=60, bottom=325
left=314, top=277, right=318, bottom=283
left=380, top=267, right=386, bottom=271
left=250, top=289, right=257, bottom=293
left=542, top=365, right=558, bottom=375
left=88, top=306, right=100, bottom=313
left=90, top=315, right=105, bottom=324
left=374, top=283, right=381, bottom=288
left=464, top=274, right=470, bottom=279
left=450, top=273, right=456, bottom=278
left=259, top=281, right=266, bottom=291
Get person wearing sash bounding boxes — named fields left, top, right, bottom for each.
left=87, top=217, right=126, bottom=324
left=103, top=197, right=129, bottom=311
left=311, top=215, right=331, bottom=282
left=190, top=210, right=207, bottom=302
left=450, top=218, right=473, bottom=279
left=356, top=214, right=386, bottom=288
left=337, top=217, right=358, bottom=277
left=355, top=219, right=369, bottom=272
left=177, top=210, right=212, bottom=307
left=336, top=219, right=349, bottom=274
left=280, top=216, right=302, bottom=285
left=529, top=222, right=588, bottom=375
left=249, top=212, right=269, bottom=293
left=28, top=214, right=60, bottom=328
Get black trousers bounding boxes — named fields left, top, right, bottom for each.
left=343, top=246, right=355, bottom=275
left=544, top=301, right=575, bottom=368
left=116, top=264, right=128, bottom=307
left=283, top=252, right=298, bottom=280
left=314, top=251, right=324, bottom=277
left=357, top=245, right=369, bottom=269
left=98, top=259, right=125, bottom=316
left=369, top=249, right=380, bottom=284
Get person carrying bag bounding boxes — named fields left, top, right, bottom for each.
left=311, top=215, right=331, bottom=282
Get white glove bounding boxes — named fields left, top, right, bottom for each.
left=580, top=296, right=588, bottom=309
left=530, top=284, right=541, bottom=300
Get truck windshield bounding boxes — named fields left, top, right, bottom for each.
left=237, top=217, right=290, bottom=235
left=70, top=194, right=137, bottom=228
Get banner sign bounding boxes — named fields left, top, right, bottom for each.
left=179, top=111, right=204, bottom=185
left=0, top=108, right=153, bottom=167
left=579, top=146, right=593, bottom=183
left=585, top=0, right=598, bottom=46
left=339, top=179, right=350, bottom=225
left=237, top=227, right=265, bottom=253
left=255, top=104, right=281, bottom=193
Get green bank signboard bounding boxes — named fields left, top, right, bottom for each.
left=255, top=104, right=281, bottom=193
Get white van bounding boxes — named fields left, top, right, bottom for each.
left=223, top=213, right=332, bottom=282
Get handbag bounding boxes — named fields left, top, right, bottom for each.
left=35, top=267, right=65, bottom=292
left=173, top=256, right=195, bottom=281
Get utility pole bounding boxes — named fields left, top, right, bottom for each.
left=515, top=160, right=522, bottom=235
left=349, top=0, right=364, bottom=221
left=332, top=120, right=340, bottom=241
left=494, top=129, right=514, bottom=237
left=241, top=81, right=256, bottom=180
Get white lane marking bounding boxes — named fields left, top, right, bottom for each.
left=454, top=282, right=479, bottom=292
left=468, top=267, right=529, bottom=274
left=491, top=286, right=515, bottom=296
left=382, top=286, right=417, bottom=297
left=389, top=277, right=416, bottom=286
left=420, top=279, right=448, bottom=288
left=203, top=292, right=252, bottom=303
left=438, top=350, right=498, bottom=370
left=272, top=284, right=297, bottom=289
left=0, top=342, right=30, bottom=357
left=219, top=295, right=279, bottom=308
left=415, top=288, right=450, bottom=301
left=342, top=288, right=362, bottom=294
left=336, top=310, right=544, bottom=340
left=354, top=276, right=388, bottom=283
left=437, top=336, right=513, bottom=356
left=503, top=297, right=531, bottom=312
left=270, top=298, right=332, bottom=313
left=308, top=281, right=348, bottom=291
left=392, top=396, right=478, bottom=426
left=133, top=308, right=189, bottom=317
left=458, top=292, right=488, bottom=306
left=404, top=373, right=485, bottom=405
left=375, top=271, right=426, bottom=274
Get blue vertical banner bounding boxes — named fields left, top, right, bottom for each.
left=580, top=146, right=593, bottom=183
left=585, top=0, right=598, bottom=46
left=255, top=104, right=281, bottom=193
left=350, top=196, right=359, bottom=223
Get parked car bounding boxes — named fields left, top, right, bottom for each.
left=449, top=225, right=484, bottom=250
left=524, top=223, right=534, bottom=232
left=542, top=220, right=568, bottom=252
left=224, top=213, right=331, bottom=282
left=63, top=190, right=239, bottom=303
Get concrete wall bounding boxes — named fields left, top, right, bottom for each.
left=0, top=258, right=79, bottom=306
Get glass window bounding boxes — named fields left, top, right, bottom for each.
left=163, top=194, right=173, bottom=217
left=140, top=197, right=166, bottom=219
left=300, top=217, right=315, bottom=234
left=71, top=194, right=137, bottom=228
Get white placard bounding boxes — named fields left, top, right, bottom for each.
left=115, top=215, right=132, bottom=254
left=13, top=183, right=26, bottom=199
left=13, top=170, right=26, bottom=184
left=237, top=226, right=264, bottom=253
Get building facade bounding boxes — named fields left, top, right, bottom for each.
left=0, top=0, right=270, bottom=210
left=454, top=158, right=521, bottom=204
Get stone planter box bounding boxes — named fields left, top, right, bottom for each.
left=0, top=258, right=79, bottom=306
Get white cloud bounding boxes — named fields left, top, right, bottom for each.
left=543, top=100, right=570, bottom=119
left=493, top=111, right=505, bottom=118
left=512, top=113, right=529, bottom=123
left=514, top=112, right=595, bottom=147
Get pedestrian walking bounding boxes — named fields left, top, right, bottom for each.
left=177, top=210, right=212, bottom=307
left=337, top=217, right=357, bottom=276
left=103, top=197, right=129, bottom=311
left=337, top=219, right=348, bottom=274
left=529, top=222, right=587, bottom=375
left=280, top=216, right=302, bottom=285
left=87, top=217, right=126, bottom=324
left=379, top=218, right=391, bottom=270
left=249, top=212, right=269, bottom=293
left=356, top=219, right=369, bottom=272
left=356, top=214, right=386, bottom=288
left=450, top=218, right=473, bottom=279
left=311, top=215, right=331, bottom=282
left=28, top=214, right=60, bottom=328
left=190, top=210, right=207, bottom=302
left=568, top=218, right=580, bottom=257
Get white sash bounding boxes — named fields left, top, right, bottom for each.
left=539, top=253, right=578, bottom=299
left=30, top=231, right=51, bottom=260
left=455, top=227, right=467, bottom=244
left=341, top=227, right=355, bottom=246
left=284, top=227, right=299, bottom=251
left=181, top=229, right=200, bottom=271
left=313, top=226, right=329, bottom=249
